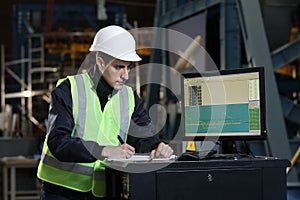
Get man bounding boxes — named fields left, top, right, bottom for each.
left=37, top=25, right=173, bottom=199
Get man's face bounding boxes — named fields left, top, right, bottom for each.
left=100, top=59, right=132, bottom=90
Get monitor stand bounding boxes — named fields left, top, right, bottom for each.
left=221, top=140, right=237, bottom=154
left=177, top=141, right=255, bottom=161
left=177, top=150, right=217, bottom=161
left=210, top=140, right=255, bottom=160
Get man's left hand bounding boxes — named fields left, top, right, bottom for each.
left=150, top=142, right=173, bottom=159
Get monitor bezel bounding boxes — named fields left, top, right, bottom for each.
left=180, top=67, right=267, bottom=141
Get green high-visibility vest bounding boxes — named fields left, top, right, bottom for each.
left=37, top=73, right=135, bottom=197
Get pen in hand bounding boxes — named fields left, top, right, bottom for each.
left=117, top=135, right=125, bottom=145
left=117, top=135, right=135, bottom=158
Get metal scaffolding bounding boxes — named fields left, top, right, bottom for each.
left=0, top=34, right=58, bottom=137
left=0, top=31, right=98, bottom=137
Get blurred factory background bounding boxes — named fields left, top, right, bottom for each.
left=0, top=0, right=300, bottom=199
left=0, top=0, right=155, bottom=136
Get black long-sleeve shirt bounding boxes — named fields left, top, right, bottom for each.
left=46, top=65, right=161, bottom=163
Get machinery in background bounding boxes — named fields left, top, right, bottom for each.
left=0, top=2, right=111, bottom=136
left=1, top=1, right=153, bottom=139
left=11, top=2, right=126, bottom=58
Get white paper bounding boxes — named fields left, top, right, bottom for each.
left=106, top=154, right=176, bottom=162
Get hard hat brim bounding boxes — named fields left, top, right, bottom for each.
left=89, top=46, right=142, bottom=62
left=117, top=53, right=142, bottom=62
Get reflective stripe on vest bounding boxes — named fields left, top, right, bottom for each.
left=41, top=153, right=94, bottom=176
left=118, top=86, right=130, bottom=143
left=73, top=75, right=86, bottom=138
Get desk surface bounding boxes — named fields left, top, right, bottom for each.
left=104, top=156, right=291, bottom=173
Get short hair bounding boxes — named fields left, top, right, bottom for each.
left=96, top=51, right=114, bottom=65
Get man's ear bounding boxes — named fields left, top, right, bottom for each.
left=96, top=57, right=105, bottom=72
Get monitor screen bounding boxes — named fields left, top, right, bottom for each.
left=181, top=67, right=267, bottom=141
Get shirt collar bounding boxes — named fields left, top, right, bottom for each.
left=88, top=64, right=113, bottom=97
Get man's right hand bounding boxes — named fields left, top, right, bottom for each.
left=101, top=144, right=135, bottom=159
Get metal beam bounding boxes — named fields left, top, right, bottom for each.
left=5, top=68, right=28, bottom=89
left=220, top=0, right=241, bottom=69
left=272, top=38, right=300, bottom=70
left=1, top=45, right=5, bottom=111
left=5, top=90, right=49, bottom=99
left=281, top=96, right=300, bottom=126
left=236, top=0, right=297, bottom=181
left=158, top=0, right=223, bottom=27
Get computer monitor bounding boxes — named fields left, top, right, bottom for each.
left=181, top=67, right=267, bottom=142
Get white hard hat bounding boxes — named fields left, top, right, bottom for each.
left=89, top=25, right=142, bottom=62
